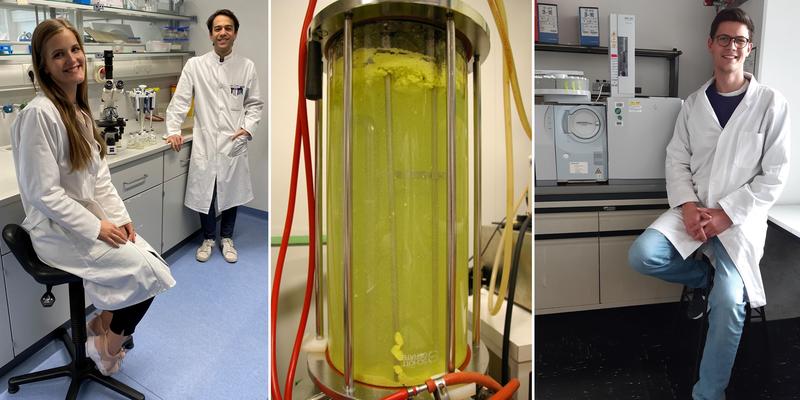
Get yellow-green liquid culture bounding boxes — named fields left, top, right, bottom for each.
left=326, top=22, right=469, bottom=387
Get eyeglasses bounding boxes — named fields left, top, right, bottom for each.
left=715, top=35, right=750, bottom=49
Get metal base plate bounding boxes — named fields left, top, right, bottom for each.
left=307, top=338, right=489, bottom=400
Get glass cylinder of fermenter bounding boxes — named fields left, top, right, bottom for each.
left=326, top=20, right=468, bottom=387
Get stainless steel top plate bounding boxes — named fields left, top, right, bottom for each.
left=309, top=0, right=490, bottom=63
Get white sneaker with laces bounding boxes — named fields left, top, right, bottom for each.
left=220, top=238, right=238, bottom=263
left=196, top=239, right=215, bottom=262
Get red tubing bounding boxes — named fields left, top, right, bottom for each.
left=489, top=378, right=520, bottom=400
left=270, top=1, right=318, bottom=400
left=381, top=391, right=410, bottom=400
left=379, top=372, right=519, bottom=400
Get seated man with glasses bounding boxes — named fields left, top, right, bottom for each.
left=628, top=8, right=790, bottom=400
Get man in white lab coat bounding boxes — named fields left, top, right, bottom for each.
left=628, top=8, right=789, bottom=400
left=165, top=9, right=263, bottom=263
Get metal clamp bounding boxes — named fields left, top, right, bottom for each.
left=433, top=377, right=450, bottom=400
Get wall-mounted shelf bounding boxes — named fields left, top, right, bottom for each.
left=535, top=43, right=683, bottom=97
left=0, top=51, right=194, bottom=59
left=0, top=0, right=197, bottom=22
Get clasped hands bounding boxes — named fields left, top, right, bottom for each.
left=98, top=220, right=136, bottom=248
left=682, top=202, right=732, bottom=242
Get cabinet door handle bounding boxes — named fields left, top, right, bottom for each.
left=179, top=159, right=190, bottom=167
left=123, top=174, right=149, bottom=190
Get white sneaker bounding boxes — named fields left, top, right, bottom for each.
left=196, top=239, right=215, bottom=262
left=220, top=238, right=238, bottom=263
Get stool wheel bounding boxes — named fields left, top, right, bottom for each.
left=8, top=383, right=19, bottom=393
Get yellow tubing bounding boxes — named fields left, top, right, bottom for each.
left=485, top=0, right=533, bottom=315
left=486, top=188, right=529, bottom=313
left=488, top=0, right=532, bottom=139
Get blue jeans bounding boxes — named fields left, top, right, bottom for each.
left=199, top=184, right=238, bottom=240
left=629, top=229, right=746, bottom=400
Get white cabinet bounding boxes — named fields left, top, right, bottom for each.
left=599, top=236, right=682, bottom=305
left=535, top=237, right=600, bottom=310
left=124, top=184, right=164, bottom=252
left=0, top=257, right=14, bottom=366
left=2, top=253, right=70, bottom=356
left=162, top=173, right=199, bottom=252
left=534, top=204, right=681, bottom=314
left=0, top=202, right=25, bottom=255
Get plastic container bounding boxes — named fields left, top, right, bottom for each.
left=160, top=26, right=190, bottom=42
left=326, top=20, right=469, bottom=388
left=145, top=40, right=170, bottom=52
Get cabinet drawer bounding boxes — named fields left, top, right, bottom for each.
left=599, top=236, right=682, bottom=304
left=162, top=173, right=200, bottom=251
left=124, top=184, right=164, bottom=253
left=535, top=212, right=598, bottom=235
left=0, top=257, right=14, bottom=365
left=0, top=201, right=25, bottom=255
left=535, top=237, right=600, bottom=310
left=163, top=143, right=192, bottom=181
left=599, top=209, right=665, bottom=231
left=111, top=153, right=163, bottom=200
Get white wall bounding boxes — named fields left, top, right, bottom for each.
left=759, top=0, right=800, bottom=204
left=535, top=0, right=717, bottom=98
left=184, top=0, right=269, bottom=212
left=270, top=0, right=531, bottom=388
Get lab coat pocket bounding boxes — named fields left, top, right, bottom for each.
left=225, top=83, right=245, bottom=111
left=227, top=136, right=248, bottom=158
left=734, top=131, right=765, bottom=168
left=87, top=239, right=115, bottom=262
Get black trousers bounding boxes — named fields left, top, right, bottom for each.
left=108, top=297, right=154, bottom=336
left=199, top=183, right=238, bottom=240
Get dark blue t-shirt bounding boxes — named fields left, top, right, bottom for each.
left=705, top=82, right=747, bottom=128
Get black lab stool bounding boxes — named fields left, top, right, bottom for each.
left=2, top=224, right=144, bottom=399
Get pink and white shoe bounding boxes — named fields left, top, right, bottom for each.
left=86, top=334, right=125, bottom=376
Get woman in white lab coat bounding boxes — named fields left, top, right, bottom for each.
left=10, top=19, right=175, bottom=376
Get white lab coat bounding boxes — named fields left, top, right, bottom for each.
left=10, top=95, right=176, bottom=311
left=650, top=74, right=790, bottom=308
left=165, top=51, right=263, bottom=214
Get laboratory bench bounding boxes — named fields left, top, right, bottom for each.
left=767, top=205, right=800, bottom=239
left=534, top=187, right=684, bottom=315
left=0, top=122, right=198, bottom=376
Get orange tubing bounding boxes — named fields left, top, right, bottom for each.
left=379, top=372, right=519, bottom=400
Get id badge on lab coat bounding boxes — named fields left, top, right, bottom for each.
left=227, top=84, right=245, bottom=111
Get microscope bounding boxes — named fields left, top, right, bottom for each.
left=95, top=50, right=126, bottom=155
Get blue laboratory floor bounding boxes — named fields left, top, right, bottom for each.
left=0, top=210, right=268, bottom=400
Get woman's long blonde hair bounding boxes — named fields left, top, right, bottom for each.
left=31, top=19, right=106, bottom=171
